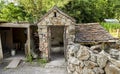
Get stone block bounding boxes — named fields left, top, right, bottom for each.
left=105, top=63, right=120, bottom=74
left=77, top=45, right=90, bottom=61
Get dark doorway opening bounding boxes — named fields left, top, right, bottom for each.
left=0, top=27, right=27, bottom=59
left=12, top=28, right=27, bottom=56
left=49, top=26, right=65, bottom=61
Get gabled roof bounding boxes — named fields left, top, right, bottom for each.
left=75, top=23, right=116, bottom=43
left=38, top=5, right=76, bottom=23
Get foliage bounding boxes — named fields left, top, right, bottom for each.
left=0, top=2, right=27, bottom=22
left=0, top=0, right=120, bottom=23
left=37, top=59, right=47, bottom=64
left=16, top=0, right=69, bottom=23
left=26, top=55, right=33, bottom=63
left=114, top=5, right=120, bottom=21
left=62, top=0, right=115, bottom=23
left=101, top=22, right=120, bottom=31
left=101, top=22, right=120, bottom=38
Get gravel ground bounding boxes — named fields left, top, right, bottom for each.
left=0, top=58, right=67, bottom=74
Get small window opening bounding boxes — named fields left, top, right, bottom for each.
left=54, top=12, right=57, bottom=17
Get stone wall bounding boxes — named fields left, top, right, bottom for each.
left=67, top=43, right=120, bottom=74
left=38, top=26, right=48, bottom=59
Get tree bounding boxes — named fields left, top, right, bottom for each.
left=62, top=0, right=116, bottom=23
left=16, top=0, right=69, bottom=23
left=0, top=3, right=27, bottom=22
left=0, top=1, right=5, bottom=21
left=0, top=0, right=119, bottom=23
left=113, top=0, right=120, bottom=21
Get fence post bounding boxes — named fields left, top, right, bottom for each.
left=117, top=29, right=119, bottom=37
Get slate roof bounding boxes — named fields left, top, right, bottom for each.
left=38, top=5, right=76, bottom=23
left=75, top=23, right=116, bottom=43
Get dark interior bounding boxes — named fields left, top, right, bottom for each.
left=50, top=26, right=65, bottom=60
left=51, top=26, right=64, bottom=47
left=0, top=27, right=27, bottom=58
left=12, top=28, right=27, bottom=55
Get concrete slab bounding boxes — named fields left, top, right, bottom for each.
left=6, top=59, right=21, bottom=68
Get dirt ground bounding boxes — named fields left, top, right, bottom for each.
left=0, top=56, right=67, bottom=74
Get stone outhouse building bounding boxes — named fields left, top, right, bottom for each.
left=37, top=6, right=76, bottom=60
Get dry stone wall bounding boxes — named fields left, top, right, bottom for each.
left=67, top=43, right=120, bottom=74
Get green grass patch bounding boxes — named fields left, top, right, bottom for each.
left=26, top=55, right=33, bottom=63
left=101, top=22, right=120, bottom=31
left=100, top=22, right=120, bottom=38
left=37, top=59, right=47, bottom=64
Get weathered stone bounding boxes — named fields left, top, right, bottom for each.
left=89, top=52, right=97, bottom=62
left=81, top=67, right=95, bottom=74
left=109, top=42, right=120, bottom=49
left=73, top=71, right=79, bottom=74
left=68, top=25, right=75, bottom=35
left=93, top=67, right=104, bottom=74
left=105, top=63, right=120, bottom=74
left=74, top=44, right=80, bottom=49
left=118, top=52, right=120, bottom=60
left=77, top=45, right=90, bottom=61
left=97, top=50, right=108, bottom=68
left=68, top=38, right=74, bottom=45
left=90, top=44, right=103, bottom=54
left=109, top=49, right=120, bottom=60
left=68, top=57, right=79, bottom=65
left=75, top=65, right=82, bottom=73
left=67, top=66, right=71, bottom=74
left=67, top=63, right=75, bottom=72
left=90, top=44, right=102, bottom=51
left=68, top=44, right=79, bottom=57
left=79, top=61, right=84, bottom=68
left=108, top=56, right=120, bottom=68
left=84, top=61, right=97, bottom=69
left=67, top=43, right=120, bottom=74
left=42, top=29, right=47, bottom=33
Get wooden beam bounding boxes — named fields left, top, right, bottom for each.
left=0, top=23, right=30, bottom=28
left=27, top=27, right=31, bottom=56
left=0, top=34, right=3, bottom=61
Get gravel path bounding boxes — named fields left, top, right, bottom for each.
left=0, top=58, right=67, bottom=74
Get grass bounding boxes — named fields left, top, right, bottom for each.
left=37, top=59, right=47, bottom=64
left=36, top=58, right=47, bottom=67
left=100, top=22, right=120, bottom=38
left=26, top=55, right=33, bottom=63
left=25, top=55, right=47, bottom=67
